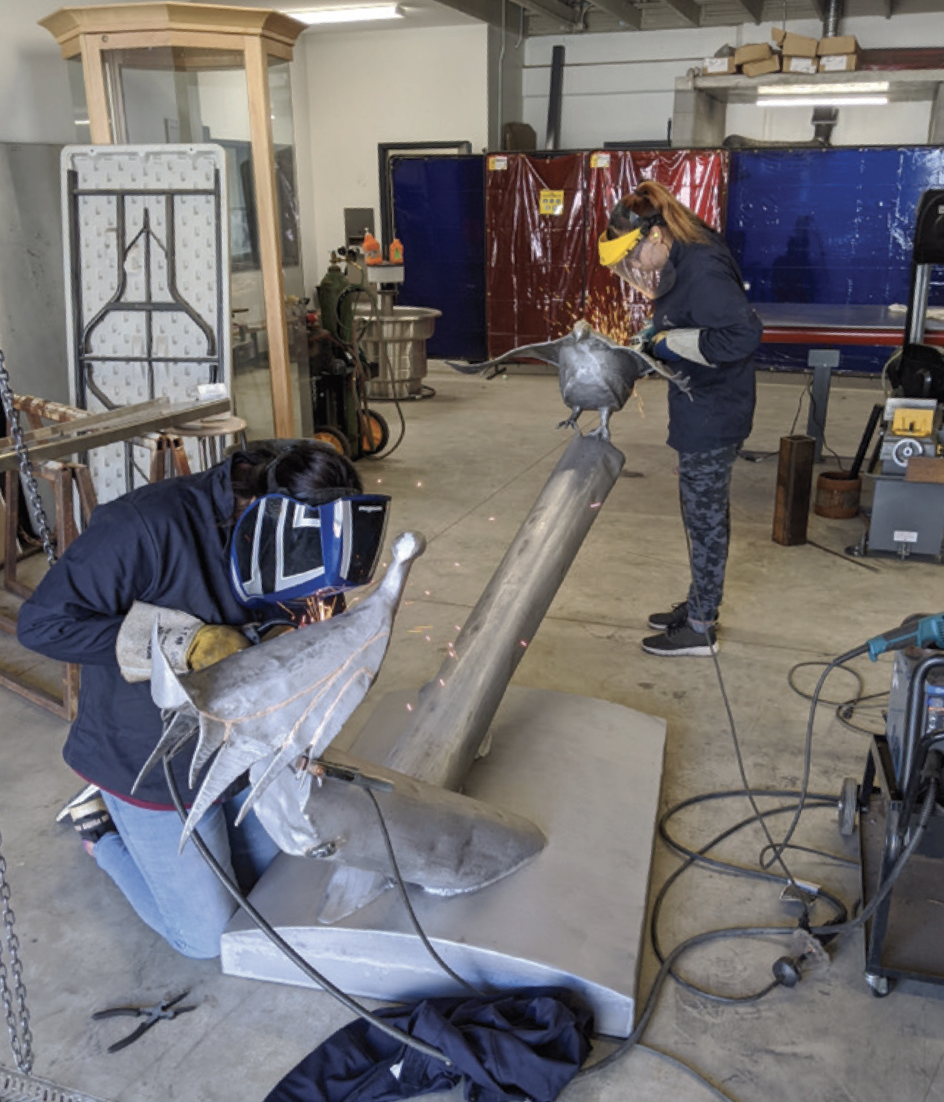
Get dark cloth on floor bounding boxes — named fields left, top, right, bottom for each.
left=264, top=990, right=594, bottom=1102
left=678, top=444, right=739, bottom=624
left=652, top=229, right=762, bottom=454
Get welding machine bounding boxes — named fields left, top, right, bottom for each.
left=839, top=613, right=944, bottom=996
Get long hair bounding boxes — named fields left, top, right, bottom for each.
left=608, top=180, right=711, bottom=245
left=231, top=440, right=362, bottom=514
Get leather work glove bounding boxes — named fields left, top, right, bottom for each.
left=186, top=624, right=252, bottom=671
left=648, top=331, right=683, bottom=363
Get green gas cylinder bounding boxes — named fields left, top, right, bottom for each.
left=317, top=256, right=355, bottom=344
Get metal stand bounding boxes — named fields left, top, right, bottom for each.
left=806, top=349, right=840, bottom=464
left=851, top=655, right=944, bottom=995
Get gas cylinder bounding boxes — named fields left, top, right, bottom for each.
left=317, top=255, right=354, bottom=343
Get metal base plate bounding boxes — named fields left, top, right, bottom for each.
left=221, top=686, right=666, bottom=1037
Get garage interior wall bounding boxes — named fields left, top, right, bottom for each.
left=523, top=12, right=941, bottom=149
left=293, top=22, right=491, bottom=292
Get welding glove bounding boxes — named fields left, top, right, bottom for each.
left=186, top=624, right=252, bottom=671
left=648, top=328, right=709, bottom=365
left=116, top=601, right=204, bottom=683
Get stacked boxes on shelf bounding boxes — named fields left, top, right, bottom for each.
left=701, top=30, right=861, bottom=78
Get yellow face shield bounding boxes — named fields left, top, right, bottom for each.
left=597, top=228, right=643, bottom=269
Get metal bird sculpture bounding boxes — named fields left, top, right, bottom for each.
left=448, top=319, right=691, bottom=441
left=136, top=531, right=426, bottom=847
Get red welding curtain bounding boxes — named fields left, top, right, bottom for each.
left=485, top=153, right=588, bottom=357
left=485, top=150, right=728, bottom=357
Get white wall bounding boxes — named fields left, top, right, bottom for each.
left=294, top=22, right=490, bottom=290
left=0, top=0, right=76, bottom=144
left=523, top=13, right=944, bottom=149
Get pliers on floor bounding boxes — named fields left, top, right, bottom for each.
left=92, top=990, right=197, bottom=1053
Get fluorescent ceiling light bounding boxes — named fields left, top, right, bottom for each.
left=759, top=95, right=889, bottom=107
left=287, top=4, right=403, bottom=24
left=757, top=81, right=890, bottom=96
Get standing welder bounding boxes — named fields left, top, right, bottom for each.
left=599, top=180, right=763, bottom=657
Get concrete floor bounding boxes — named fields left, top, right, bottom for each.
left=3, top=364, right=944, bottom=1101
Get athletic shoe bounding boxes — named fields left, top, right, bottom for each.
left=642, top=621, right=718, bottom=657
left=68, top=795, right=116, bottom=848
left=647, top=601, right=718, bottom=632
left=55, top=783, right=101, bottom=824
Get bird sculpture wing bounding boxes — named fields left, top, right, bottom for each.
left=446, top=339, right=566, bottom=379
left=136, top=531, right=426, bottom=848
left=585, top=333, right=693, bottom=399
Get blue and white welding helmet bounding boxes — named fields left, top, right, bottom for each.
left=229, top=491, right=391, bottom=608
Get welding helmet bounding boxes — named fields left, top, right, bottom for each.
left=598, top=204, right=675, bottom=300
left=230, top=491, right=390, bottom=608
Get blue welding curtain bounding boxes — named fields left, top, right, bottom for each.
left=391, top=155, right=487, bottom=361
left=726, top=146, right=944, bottom=372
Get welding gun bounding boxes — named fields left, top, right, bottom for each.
left=866, top=613, right=944, bottom=660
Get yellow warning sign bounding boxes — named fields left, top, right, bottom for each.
left=590, top=152, right=611, bottom=169
left=488, top=155, right=508, bottom=171
left=539, top=189, right=565, bottom=215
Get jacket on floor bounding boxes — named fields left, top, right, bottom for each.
left=651, top=230, right=763, bottom=454
left=17, top=458, right=253, bottom=807
left=263, top=990, right=594, bottom=1102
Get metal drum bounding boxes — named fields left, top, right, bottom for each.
left=359, top=305, right=442, bottom=400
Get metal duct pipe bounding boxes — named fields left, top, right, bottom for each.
left=823, top=0, right=843, bottom=38
left=545, top=45, right=565, bottom=150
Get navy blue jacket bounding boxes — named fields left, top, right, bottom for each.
left=17, top=459, right=254, bottom=807
left=652, top=230, right=763, bottom=453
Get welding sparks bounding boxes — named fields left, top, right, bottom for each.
left=439, top=678, right=446, bottom=687
left=416, top=481, right=423, bottom=488
left=590, top=501, right=602, bottom=509
left=406, top=703, right=413, bottom=712
left=520, top=639, right=528, bottom=648
left=488, top=516, right=495, bottom=522
left=424, top=589, right=431, bottom=596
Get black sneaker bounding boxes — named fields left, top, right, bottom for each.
left=68, top=795, right=117, bottom=846
left=642, top=620, right=718, bottom=657
left=56, top=783, right=101, bottom=823
left=647, top=601, right=719, bottom=632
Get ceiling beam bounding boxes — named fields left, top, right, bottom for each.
left=589, top=0, right=642, bottom=29
left=430, top=0, right=526, bottom=32
left=731, top=0, right=764, bottom=23
left=515, top=0, right=583, bottom=30
left=658, top=0, right=700, bottom=26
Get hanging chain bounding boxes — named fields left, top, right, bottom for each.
left=0, top=826, right=33, bottom=1075
left=0, top=349, right=57, bottom=565
left=0, top=347, right=44, bottom=1075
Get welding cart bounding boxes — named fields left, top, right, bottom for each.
left=839, top=647, right=944, bottom=995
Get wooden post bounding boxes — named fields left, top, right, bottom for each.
left=79, top=36, right=113, bottom=143
left=245, top=35, right=295, bottom=439
left=772, top=434, right=815, bottom=546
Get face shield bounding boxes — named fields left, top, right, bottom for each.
left=230, top=492, right=390, bottom=609
left=598, top=223, right=675, bottom=301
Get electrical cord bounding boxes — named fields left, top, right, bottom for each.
left=363, top=787, right=483, bottom=996
left=161, top=756, right=454, bottom=1068
left=787, top=659, right=865, bottom=706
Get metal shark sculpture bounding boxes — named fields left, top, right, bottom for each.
left=448, top=319, right=691, bottom=441
left=139, top=532, right=427, bottom=846
left=144, top=432, right=623, bottom=909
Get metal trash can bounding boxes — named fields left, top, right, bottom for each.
left=359, top=306, right=442, bottom=400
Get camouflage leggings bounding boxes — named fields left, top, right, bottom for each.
left=677, top=444, right=739, bottom=625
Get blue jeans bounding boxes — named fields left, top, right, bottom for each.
left=95, top=788, right=280, bottom=959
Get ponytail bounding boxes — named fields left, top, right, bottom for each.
left=610, top=180, right=710, bottom=246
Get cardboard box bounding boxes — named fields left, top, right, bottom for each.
left=771, top=29, right=818, bottom=57
left=734, top=42, right=772, bottom=67
left=742, top=55, right=782, bottom=77
left=702, top=55, right=737, bottom=75
left=782, top=55, right=819, bottom=74
left=819, top=52, right=859, bottom=72
left=818, top=34, right=858, bottom=55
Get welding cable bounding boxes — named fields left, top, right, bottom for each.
left=787, top=659, right=865, bottom=706
left=679, top=500, right=811, bottom=907
left=162, top=757, right=455, bottom=1068
left=651, top=794, right=849, bottom=1005
left=834, top=690, right=889, bottom=738
left=363, top=787, right=483, bottom=996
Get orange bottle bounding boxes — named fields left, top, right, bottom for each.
left=389, top=238, right=404, bottom=264
left=362, top=231, right=383, bottom=266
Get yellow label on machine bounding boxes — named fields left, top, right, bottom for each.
left=892, top=407, right=936, bottom=437
left=539, top=189, right=565, bottom=216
